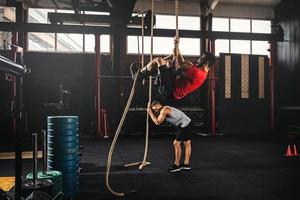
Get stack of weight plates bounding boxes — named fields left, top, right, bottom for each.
left=47, top=116, right=79, bottom=198
left=26, top=170, right=62, bottom=195
left=21, top=179, right=53, bottom=198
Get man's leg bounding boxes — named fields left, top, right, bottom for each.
left=181, top=140, right=192, bottom=170
left=154, top=65, right=176, bottom=101
left=183, top=140, right=191, bottom=165
left=130, top=57, right=163, bottom=80
left=173, top=140, right=182, bottom=166
left=168, top=139, right=182, bottom=173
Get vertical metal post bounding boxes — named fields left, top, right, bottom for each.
left=15, top=1, right=25, bottom=49
left=14, top=3, right=24, bottom=199
left=207, top=13, right=216, bottom=135
left=42, top=130, right=47, bottom=174
left=200, top=2, right=207, bottom=54
left=32, top=133, right=38, bottom=189
left=269, top=41, right=276, bottom=132
left=95, top=35, right=102, bottom=137
left=210, top=39, right=216, bottom=135
left=23, top=8, right=28, bottom=51
left=15, top=75, right=22, bottom=200
left=200, top=21, right=207, bottom=52
left=103, top=110, right=109, bottom=138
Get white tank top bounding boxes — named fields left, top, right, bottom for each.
left=165, top=106, right=191, bottom=128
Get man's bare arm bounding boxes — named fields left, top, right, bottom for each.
left=147, top=107, right=169, bottom=125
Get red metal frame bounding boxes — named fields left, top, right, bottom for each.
left=210, top=40, right=216, bottom=135
left=95, top=35, right=102, bottom=137
left=205, top=13, right=217, bottom=136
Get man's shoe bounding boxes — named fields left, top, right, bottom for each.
left=167, top=164, right=181, bottom=173
left=130, top=61, right=140, bottom=80
left=180, top=163, right=192, bottom=171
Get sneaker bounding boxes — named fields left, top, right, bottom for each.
left=180, top=163, right=192, bottom=171
left=167, top=164, right=181, bottom=173
left=130, top=61, right=140, bottom=80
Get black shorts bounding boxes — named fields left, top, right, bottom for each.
left=154, top=66, right=176, bottom=100
left=175, top=123, right=193, bottom=141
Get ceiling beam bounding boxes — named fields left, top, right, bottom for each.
left=201, top=0, right=220, bottom=16
left=0, top=22, right=279, bottom=41
left=208, top=0, right=220, bottom=12
left=48, top=11, right=154, bottom=28
left=48, top=13, right=119, bottom=25
left=50, top=0, right=59, bottom=9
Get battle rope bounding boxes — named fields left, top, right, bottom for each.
left=105, top=1, right=154, bottom=195
left=105, top=68, right=141, bottom=197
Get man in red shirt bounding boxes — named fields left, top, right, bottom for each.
left=130, top=37, right=215, bottom=100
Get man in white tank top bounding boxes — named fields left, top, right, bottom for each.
left=147, top=101, right=192, bottom=173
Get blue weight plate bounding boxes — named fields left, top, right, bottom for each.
left=48, top=148, right=78, bottom=154
left=48, top=153, right=79, bottom=159
left=48, top=140, right=79, bottom=145
left=48, top=164, right=79, bottom=171
left=47, top=129, right=79, bottom=134
left=47, top=159, right=79, bottom=165
left=48, top=135, right=78, bottom=142
left=47, top=116, right=78, bottom=122
left=48, top=123, right=78, bottom=129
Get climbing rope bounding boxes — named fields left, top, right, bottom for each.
left=139, top=0, right=154, bottom=170
left=173, top=0, right=180, bottom=69
left=175, top=0, right=179, bottom=38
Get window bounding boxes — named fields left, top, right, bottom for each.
left=27, top=8, right=111, bottom=52
left=252, top=20, right=271, bottom=33
left=84, top=34, right=110, bottom=53
left=1, top=6, right=15, bottom=22
left=230, top=18, right=250, bottom=33
left=231, top=40, right=250, bottom=54
left=1, top=32, right=13, bottom=50
left=212, top=18, right=229, bottom=32
left=56, top=9, right=74, bottom=14
left=252, top=41, right=269, bottom=56
left=127, top=36, right=200, bottom=56
left=85, top=34, right=95, bottom=52
left=28, top=32, right=55, bottom=51
left=213, top=17, right=271, bottom=56
left=84, top=11, right=110, bottom=15
left=1, top=6, right=15, bottom=50
left=155, top=15, right=200, bottom=30
left=215, top=39, right=229, bottom=56
left=28, top=8, right=54, bottom=23
left=127, top=36, right=171, bottom=55
left=57, top=33, right=83, bottom=52
left=127, top=14, right=200, bottom=55
left=179, top=38, right=200, bottom=55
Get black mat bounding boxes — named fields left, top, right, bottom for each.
left=1, top=134, right=299, bottom=200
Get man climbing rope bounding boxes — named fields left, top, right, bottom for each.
left=130, top=36, right=216, bottom=101
left=147, top=101, right=193, bottom=172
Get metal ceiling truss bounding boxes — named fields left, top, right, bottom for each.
left=0, top=22, right=280, bottom=41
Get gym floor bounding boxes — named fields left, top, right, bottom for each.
left=1, top=134, right=299, bottom=200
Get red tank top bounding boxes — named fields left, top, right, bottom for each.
left=173, top=64, right=208, bottom=100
